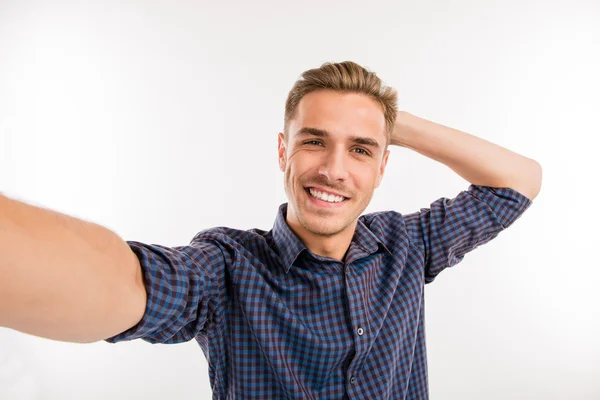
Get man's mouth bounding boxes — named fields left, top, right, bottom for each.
left=304, top=186, right=350, bottom=204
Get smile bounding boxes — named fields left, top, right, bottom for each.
left=304, top=187, right=349, bottom=206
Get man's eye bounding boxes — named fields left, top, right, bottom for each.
left=304, top=140, right=322, bottom=146
left=353, top=148, right=370, bottom=156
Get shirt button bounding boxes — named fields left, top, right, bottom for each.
left=357, top=327, right=364, bottom=336
left=350, top=375, right=356, bottom=384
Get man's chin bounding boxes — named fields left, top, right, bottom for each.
left=305, top=224, right=345, bottom=238
left=297, top=211, right=349, bottom=237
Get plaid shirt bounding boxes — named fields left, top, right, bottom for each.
left=105, top=184, right=533, bottom=399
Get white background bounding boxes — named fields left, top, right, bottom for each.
left=1, top=0, right=598, bottom=399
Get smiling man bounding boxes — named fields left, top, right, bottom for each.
left=280, top=88, right=392, bottom=262
left=0, top=61, right=541, bottom=399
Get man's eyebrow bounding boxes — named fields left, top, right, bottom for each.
left=295, top=127, right=381, bottom=150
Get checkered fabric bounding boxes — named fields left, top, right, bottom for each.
left=105, top=184, right=533, bottom=399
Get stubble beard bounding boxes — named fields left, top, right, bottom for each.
left=293, top=187, right=368, bottom=238
left=295, top=205, right=353, bottom=238
left=284, top=174, right=371, bottom=238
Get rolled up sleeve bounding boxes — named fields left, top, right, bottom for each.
left=404, top=184, right=533, bottom=284
left=103, top=237, right=227, bottom=344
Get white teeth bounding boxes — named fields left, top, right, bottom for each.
left=308, top=188, right=345, bottom=203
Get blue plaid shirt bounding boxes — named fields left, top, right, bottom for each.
left=105, top=184, right=533, bottom=399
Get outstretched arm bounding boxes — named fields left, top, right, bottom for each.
left=0, top=194, right=147, bottom=343
left=391, top=112, right=542, bottom=201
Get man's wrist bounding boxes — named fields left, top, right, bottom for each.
left=390, top=111, right=416, bottom=147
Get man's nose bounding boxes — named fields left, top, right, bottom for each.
left=318, top=149, right=349, bottom=182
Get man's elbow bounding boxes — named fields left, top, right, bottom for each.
left=514, top=160, right=542, bottom=201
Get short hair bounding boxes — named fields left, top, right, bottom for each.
left=283, top=61, right=398, bottom=147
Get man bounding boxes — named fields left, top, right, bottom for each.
left=0, top=61, right=541, bottom=399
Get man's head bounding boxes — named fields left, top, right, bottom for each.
left=278, top=61, right=398, bottom=240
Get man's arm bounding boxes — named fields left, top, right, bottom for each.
left=0, top=193, right=147, bottom=343
left=391, top=111, right=543, bottom=201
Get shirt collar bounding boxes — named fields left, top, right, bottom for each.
left=272, top=203, right=392, bottom=273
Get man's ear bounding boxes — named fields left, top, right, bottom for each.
left=375, top=149, right=390, bottom=188
left=277, top=132, right=287, bottom=172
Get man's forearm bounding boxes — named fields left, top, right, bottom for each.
left=0, top=194, right=146, bottom=343
left=392, top=112, right=542, bottom=200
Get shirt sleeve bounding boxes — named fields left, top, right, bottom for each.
left=404, top=184, right=533, bottom=284
left=103, top=236, right=228, bottom=344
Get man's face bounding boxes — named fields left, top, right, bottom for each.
left=278, top=89, right=390, bottom=238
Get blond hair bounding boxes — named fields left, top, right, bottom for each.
left=283, top=61, right=398, bottom=147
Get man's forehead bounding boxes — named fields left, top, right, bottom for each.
left=292, top=90, right=387, bottom=141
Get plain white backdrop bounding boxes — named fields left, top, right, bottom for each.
left=1, top=0, right=598, bottom=399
